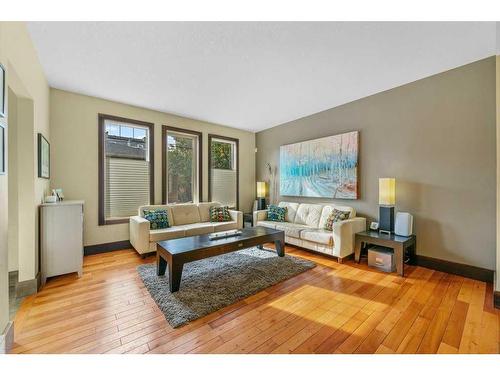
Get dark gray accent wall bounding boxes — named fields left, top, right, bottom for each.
left=256, top=57, right=496, bottom=270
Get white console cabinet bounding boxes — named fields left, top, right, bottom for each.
left=40, top=200, right=84, bottom=285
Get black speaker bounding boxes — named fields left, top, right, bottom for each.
left=379, top=206, right=394, bottom=234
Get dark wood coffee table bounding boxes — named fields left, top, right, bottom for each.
left=156, top=226, right=285, bottom=292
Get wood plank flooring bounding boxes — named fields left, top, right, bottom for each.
left=10, top=245, right=499, bottom=354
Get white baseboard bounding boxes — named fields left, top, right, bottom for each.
left=0, top=321, right=14, bottom=354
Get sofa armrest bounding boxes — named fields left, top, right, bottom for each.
left=228, top=210, right=243, bottom=229
left=129, top=216, right=150, bottom=254
left=332, top=217, right=367, bottom=258
left=253, top=209, right=268, bottom=225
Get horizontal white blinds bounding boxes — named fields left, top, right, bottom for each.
left=211, top=168, right=237, bottom=208
left=105, top=157, right=150, bottom=219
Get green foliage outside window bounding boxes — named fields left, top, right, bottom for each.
left=211, top=141, right=233, bottom=170
left=167, top=136, right=193, bottom=203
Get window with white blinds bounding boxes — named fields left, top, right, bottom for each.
left=99, top=115, right=154, bottom=225
left=209, top=135, right=239, bottom=209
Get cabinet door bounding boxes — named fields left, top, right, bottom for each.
left=42, top=204, right=83, bottom=278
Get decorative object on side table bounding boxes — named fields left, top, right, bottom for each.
left=354, top=230, right=416, bottom=276
left=38, top=133, right=50, bottom=179
left=378, top=177, right=395, bottom=234
left=256, top=181, right=267, bottom=210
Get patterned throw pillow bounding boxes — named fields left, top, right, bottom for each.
left=267, top=205, right=287, bottom=222
left=143, top=209, right=170, bottom=230
left=209, top=206, right=232, bottom=222
left=324, top=209, right=350, bottom=231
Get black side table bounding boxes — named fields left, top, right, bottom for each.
left=354, top=231, right=417, bottom=276
left=243, top=212, right=254, bottom=227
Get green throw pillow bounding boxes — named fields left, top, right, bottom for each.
left=268, top=205, right=287, bottom=222
left=324, top=209, right=350, bottom=230
left=143, top=209, right=170, bottom=230
left=209, top=206, right=232, bottom=222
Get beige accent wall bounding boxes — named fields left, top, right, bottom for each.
left=49, top=89, right=256, bottom=247
left=256, top=57, right=496, bottom=270
left=0, top=22, right=50, bottom=335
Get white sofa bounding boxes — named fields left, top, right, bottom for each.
left=253, top=202, right=366, bottom=262
left=129, top=202, right=243, bottom=255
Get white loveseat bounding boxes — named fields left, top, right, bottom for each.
left=129, top=202, right=243, bottom=255
left=253, top=202, right=366, bottom=261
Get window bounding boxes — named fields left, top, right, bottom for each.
left=162, top=126, right=202, bottom=204
left=98, top=114, right=154, bottom=225
left=208, top=134, right=239, bottom=209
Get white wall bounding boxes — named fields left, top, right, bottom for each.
left=0, top=21, right=50, bottom=336
left=49, top=89, right=255, bottom=247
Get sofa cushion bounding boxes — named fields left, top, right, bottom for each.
left=170, top=204, right=201, bottom=225
left=268, top=205, right=287, bottom=222
left=278, top=202, right=300, bottom=222
left=257, top=221, right=278, bottom=229
left=275, top=222, right=310, bottom=239
left=198, top=202, right=221, bottom=222
left=212, top=221, right=238, bottom=232
left=209, top=206, right=232, bottom=222
left=318, top=205, right=356, bottom=229
left=149, top=227, right=185, bottom=242
left=143, top=209, right=170, bottom=230
left=323, top=209, right=351, bottom=231
left=139, top=205, right=174, bottom=225
left=180, top=223, right=214, bottom=236
left=294, top=204, right=323, bottom=227
left=300, top=229, right=334, bottom=246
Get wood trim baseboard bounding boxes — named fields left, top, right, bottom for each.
left=415, top=255, right=494, bottom=283
left=84, top=240, right=132, bottom=256
left=494, top=291, right=500, bottom=309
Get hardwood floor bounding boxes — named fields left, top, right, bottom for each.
left=10, top=245, right=499, bottom=354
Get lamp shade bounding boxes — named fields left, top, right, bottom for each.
left=379, top=178, right=396, bottom=205
left=256, top=181, right=266, bottom=198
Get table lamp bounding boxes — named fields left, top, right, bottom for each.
left=379, top=178, right=395, bottom=235
left=256, top=182, right=267, bottom=210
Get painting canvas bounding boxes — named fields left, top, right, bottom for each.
left=280, top=131, right=359, bottom=199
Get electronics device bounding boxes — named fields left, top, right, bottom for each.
left=394, top=212, right=413, bottom=237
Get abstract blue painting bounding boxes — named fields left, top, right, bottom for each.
left=279, top=131, right=359, bottom=199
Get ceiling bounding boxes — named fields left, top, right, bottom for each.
left=27, top=22, right=496, bottom=132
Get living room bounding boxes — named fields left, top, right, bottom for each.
left=1, top=1, right=500, bottom=370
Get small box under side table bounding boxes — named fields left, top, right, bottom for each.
left=354, top=230, right=417, bottom=276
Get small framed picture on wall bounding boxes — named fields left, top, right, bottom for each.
left=0, top=63, right=5, bottom=118
left=38, top=133, right=50, bottom=179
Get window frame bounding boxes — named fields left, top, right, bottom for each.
left=208, top=134, right=239, bottom=210
left=98, top=113, right=155, bottom=226
left=162, top=125, right=203, bottom=204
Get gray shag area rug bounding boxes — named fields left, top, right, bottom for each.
left=137, top=247, right=315, bottom=328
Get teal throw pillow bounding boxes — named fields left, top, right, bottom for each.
left=143, top=209, right=170, bottom=230
left=268, top=205, right=287, bottom=222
